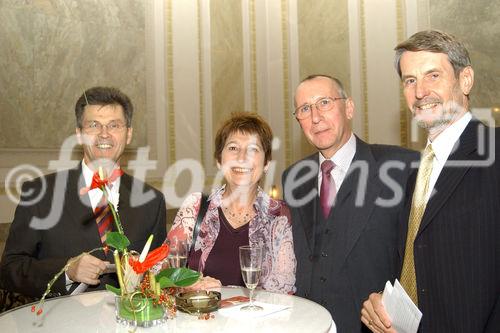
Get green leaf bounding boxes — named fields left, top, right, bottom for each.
left=106, top=232, right=130, bottom=251
left=156, top=267, right=200, bottom=288
left=105, top=284, right=122, bottom=296
left=157, top=276, right=175, bottom=288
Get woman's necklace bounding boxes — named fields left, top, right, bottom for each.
left=221, top=205, right=256, bottom=227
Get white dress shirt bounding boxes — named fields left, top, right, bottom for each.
left=66, top=160, right=121, bottom=289
left=425, top=112, right=472, bottom=202
left=81, top=160, right=120, bottom=212
left=318, top=133, right=357, bottom=194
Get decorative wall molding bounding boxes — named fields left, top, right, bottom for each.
left=280, top=0, right=292, bottom=168
left=364, top=0, right=401, bottom=145
left=250, top=0, right=258, bottom=113
left=287, top=0, right=301, bottom=164
left=396, top=0, right=409, bottom=147
left=348, top=0, right=364, bottom=139
left=145, top=0, right=168, bottom=180
left=198, top=0, right=215, bottom=177
left=165, top=0, right=176, bottom=164
left=359, top=0, right=369, bottom=141
left=242, top=0, right=252, bottom=112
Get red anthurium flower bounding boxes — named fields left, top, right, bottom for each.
left=90, top=169, right=124, bottom=190
left=129, top=244, right=170, bottom=274
left=79, top=168, right=124, bottom=196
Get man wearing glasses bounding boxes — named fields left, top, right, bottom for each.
left=282, top=75, right=416, bottom=332
left=0, top=87, right=166, bottom=303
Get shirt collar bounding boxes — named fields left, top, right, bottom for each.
left=81, top=159, right=121, bottom=190
left=427, top=112, right=472, bottom=163
left=319, top=132, right=356, bottom=172
left=82, top=159, right=94, bottom=188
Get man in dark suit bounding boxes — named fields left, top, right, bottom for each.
left=0, top=87, right=166, bottom=299
left=361, top=30, right=500, bottom=332
left=282, top=75, right=417, bottom=332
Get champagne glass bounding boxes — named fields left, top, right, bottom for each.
left=167, top=238, right=188, bottom=268
left=239, top=245, right=263, bottom=311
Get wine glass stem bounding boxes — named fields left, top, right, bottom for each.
left=249, top=288, right=254, bottom=307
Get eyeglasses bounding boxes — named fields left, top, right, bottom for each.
left=293, top=97, right=346, bottom=120
left=82, top=120, right=127, bottom=134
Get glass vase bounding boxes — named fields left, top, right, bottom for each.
left=115, top=292, right=167, bottom=328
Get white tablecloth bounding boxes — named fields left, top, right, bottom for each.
left=0, top=287, right=335, bottom=333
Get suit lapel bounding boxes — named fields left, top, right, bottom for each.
left=332, top=138, right=381, bottom=269
left=418, top=121, right=479, bottom=234
left=117, top=173, right=132, bottom=232
left=63, top=165, right=93, bottom=224
left=63, top=165, right=93, bottom=222
left=398, top=170, right=416, bottom=259
left=296, top=155, right=319, bottom=252
left=62, top=164, right=103, bottom=256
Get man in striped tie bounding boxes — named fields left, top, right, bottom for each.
left=361, top=30, right=499, bottom=333
left=1, top=87, right=167, bottom=301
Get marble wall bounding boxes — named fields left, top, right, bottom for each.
left=0, top=0, right=147, bottom=149
left=1, top=0, right=499, bottom=223
left=0, top=0, right=150, bottom=225
left=297, top=0, right=350, bottom=156
left=211, top=0, right=245, bottom=135
left=297, top=0, right=350, bottom=89
left=428, top=0, right=500, bottom=110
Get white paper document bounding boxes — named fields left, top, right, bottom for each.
left=381, top=279, right=422, bottom=333
left=218, top=301, right=290, bottom=318
left=70, top=282, right=88, bottom=295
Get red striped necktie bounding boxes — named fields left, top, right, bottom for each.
left=95, top=193, right=113, bottom=245
left=91, top=169, right=123, bottom=245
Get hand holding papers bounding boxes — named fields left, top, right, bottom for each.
left=103, top=263, right=116, bottom=274
left=70, top=263, right=116, bottom=295
left=381, top=279, right=422, bottom=333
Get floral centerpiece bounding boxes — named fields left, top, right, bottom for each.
left=31, top=167, right=200, bottom=326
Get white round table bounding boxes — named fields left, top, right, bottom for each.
left=0, top=287, right=335, bottom=332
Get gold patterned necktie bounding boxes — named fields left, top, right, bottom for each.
left=400, top=144, right=435, bottom=305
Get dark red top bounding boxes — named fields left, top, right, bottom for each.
left=188, top=207, right=249, bottom=286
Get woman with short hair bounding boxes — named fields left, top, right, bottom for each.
left=166, top=112, right=296, bottom=293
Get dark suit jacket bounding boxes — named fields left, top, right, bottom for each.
left=283, top=137, right=417, bottom=333
left=0, top=164, right=167, bottom=298
left=398, top=120, right=500, bottom=332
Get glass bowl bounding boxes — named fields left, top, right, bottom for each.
left=175, top=290, right=221, bottom=314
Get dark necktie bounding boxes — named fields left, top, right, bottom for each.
left=320, top=160, right=336, bottom=219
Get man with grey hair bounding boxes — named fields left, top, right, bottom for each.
left=283, top=75, right=416, bottom=332
left=361, top=30, right=499, bottom=332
